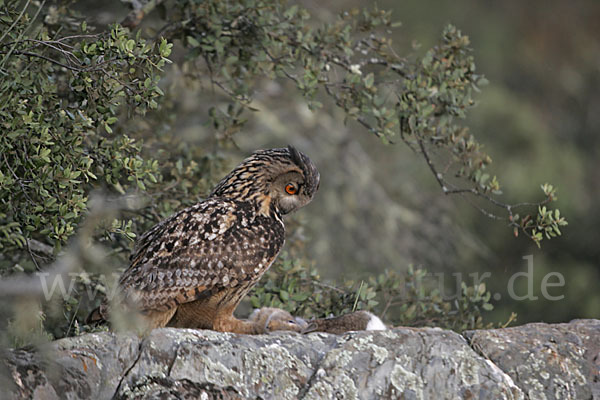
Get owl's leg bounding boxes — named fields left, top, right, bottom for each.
left=213, top=314, right=262, bottom=334
left=210, top=286, right=264, bottom=334
left=210, top=288, right=307, bottom=334
left=144, top=308, right=178, bottom=330
left=166, top=299, right=254, bottom=332
left=214, top=308, right=307, bottom=334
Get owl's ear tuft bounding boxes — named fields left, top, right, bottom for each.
left=287, top=145, right=304, bottom=169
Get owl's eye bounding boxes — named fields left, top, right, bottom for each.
left=285, top=183, right=298, bottom=195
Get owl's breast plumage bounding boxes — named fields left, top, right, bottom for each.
left=118, top=198, right=285, bottom=312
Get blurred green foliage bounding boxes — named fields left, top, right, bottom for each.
left=0, top=0, right=575, bottom=345
left=250, top=253, right=501, bottom=331
left=0, top=2, right=171, bottom=253
left=378, top=0, right=598, bottom=324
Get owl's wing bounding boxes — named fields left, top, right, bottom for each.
left=117, top=199, right=283, bottom=314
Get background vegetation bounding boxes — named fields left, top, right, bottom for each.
left=0, top=0, right=596, bottom=346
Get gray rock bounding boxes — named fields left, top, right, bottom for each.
left=300, top=327, right=522, bottom=400
left=464, top=319, right=600, bottom=400
left=4, top=331, right=140, bottom=399
left=3, top=320, right=598, bottom=399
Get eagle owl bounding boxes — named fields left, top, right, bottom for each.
left=89, top=146, right=319, bottom=333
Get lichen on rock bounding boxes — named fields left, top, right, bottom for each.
left=3, top=320, right=599, bottom=399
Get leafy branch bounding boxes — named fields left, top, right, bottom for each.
left=122, top=0, right=566, bottom=246
left=0, top=1, right=172, bottom=252
left=414, top=127, right=566, bottom=247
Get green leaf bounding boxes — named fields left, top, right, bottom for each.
left=364, top=73, right=374, bottom=88
left=126, top=39, right=136, bottom=52
left=187, top=36, right=200, bottom=48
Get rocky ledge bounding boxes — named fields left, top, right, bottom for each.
left=3, top=319, right=599, bottom=399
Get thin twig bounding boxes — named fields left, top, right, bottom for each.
left=306, top=280, right=346, bottom=294
left=0, top=0, right=46, bottom=74
left=3, top=153, right=34, bottom=203
left=411, top=126, right=553, bottom=238
left=0, top=0, right=32, bottom=45
left=6, top=50, right=83, bottom=71
left=414, top=129, right=511, bottom=220
left=26, top=240, right=42, bottom=271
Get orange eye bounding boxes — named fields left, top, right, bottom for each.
left=285, top=183, right=297, bottom=195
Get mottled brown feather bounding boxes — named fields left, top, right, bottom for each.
left=118, top=199, right=284, bottom=314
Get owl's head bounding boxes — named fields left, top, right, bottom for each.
left=210, top=145, right=320, bottom=216
left=269, top=145, right=320, bottom=215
